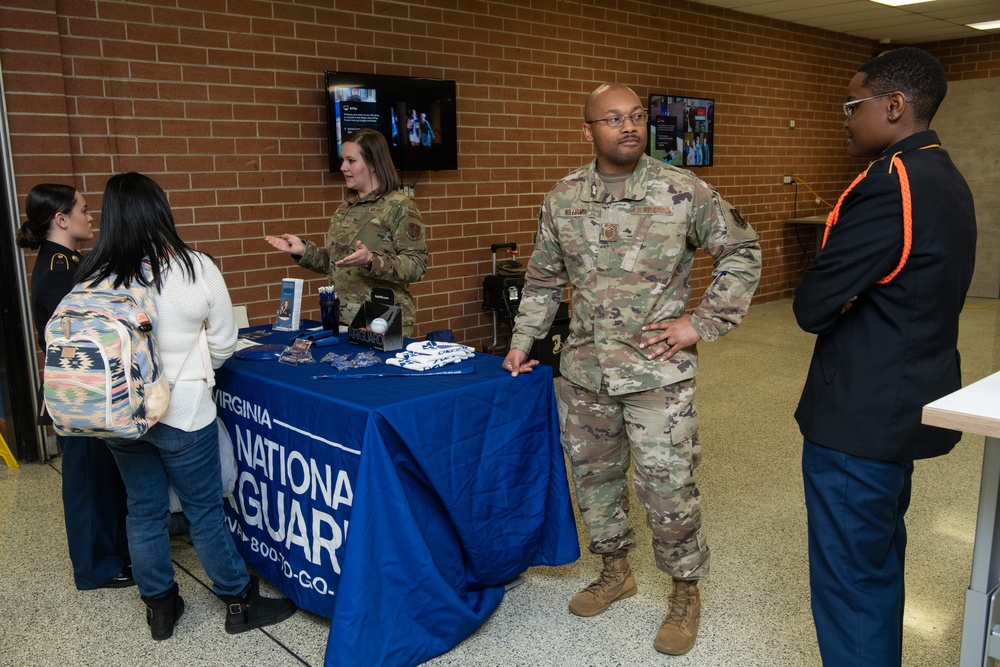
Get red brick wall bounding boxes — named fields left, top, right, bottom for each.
left=2, top=0, right=997, bottom=347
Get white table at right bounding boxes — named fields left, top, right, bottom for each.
left=923, top=371, right=1000, bottom=667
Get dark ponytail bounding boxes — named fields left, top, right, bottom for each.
left=15, top=183, right=77, bottom=250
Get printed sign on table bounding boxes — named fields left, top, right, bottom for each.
left=216, top=382, right=360, bottom=618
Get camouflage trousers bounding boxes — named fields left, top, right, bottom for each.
left=557, top=378, right=709, bottom=580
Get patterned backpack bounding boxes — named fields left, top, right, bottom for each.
left=42, top=274, right=171, bottom=439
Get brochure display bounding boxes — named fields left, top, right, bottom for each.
left=273, top=278, right=303, bottom=331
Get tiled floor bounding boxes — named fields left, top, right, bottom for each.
left=1, top=297, right=997, bottom=666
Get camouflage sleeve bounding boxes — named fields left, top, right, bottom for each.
left=295, top=240, right=332, bottom=275
left=688, top=186, right=762, bottom=342
left=510, top=201, right=569, bottom=353
left=367, top=197, right=427, bottom=284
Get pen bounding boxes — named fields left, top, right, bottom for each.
left=292, top=329, right=336, bottom=342
left=311, top=368, right=475, bottom=380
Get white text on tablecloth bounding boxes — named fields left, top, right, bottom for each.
left=225, top=425, right=354, bottom=584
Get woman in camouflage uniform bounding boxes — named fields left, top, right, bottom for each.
left=266, top=128, right=427, bottom=336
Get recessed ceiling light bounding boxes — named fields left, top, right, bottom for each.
left=968, top=20, right=1000, bottom=31
left=870, top=0, right=934, bottom=6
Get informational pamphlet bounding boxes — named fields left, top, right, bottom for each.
left=273, top=278, right=303, bottom=331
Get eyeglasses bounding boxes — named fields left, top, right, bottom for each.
left=585, top=111, right=649, bottom=128
left=842, top=91, right=911, bottom=118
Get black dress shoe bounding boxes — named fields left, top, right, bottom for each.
left=100, top=565, right=136, bottom=589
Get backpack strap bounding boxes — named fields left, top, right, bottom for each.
left=197, top=327, right=215, bottom=389
left=167, top=326, right=214, bottom=389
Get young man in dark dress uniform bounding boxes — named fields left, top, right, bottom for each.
left=794, top=48, right=977, bottom=666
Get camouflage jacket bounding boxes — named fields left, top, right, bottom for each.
left=510, top=155, right=761, bottom=395
left=296, top=189, right=427, bottom=336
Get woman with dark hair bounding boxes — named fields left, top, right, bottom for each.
left=82, top=172, right=295, bottom=640
left=16, top=183, right=134, bottom=591
left=265, top=127, right=427, bottom=335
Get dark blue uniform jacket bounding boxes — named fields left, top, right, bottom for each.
left=794, top=130, right=977, bottom=462
left=30, top=240, right=81, bottom=349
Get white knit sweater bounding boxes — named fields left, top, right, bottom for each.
left=153, top=252, right=236, bottom=431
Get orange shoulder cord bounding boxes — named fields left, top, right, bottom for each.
left=822, top=155, right=911, bottom=284
left=822, top=144, right=938, bottom=285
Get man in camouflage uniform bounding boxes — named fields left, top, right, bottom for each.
left=503, top=83, right=760, bottom=655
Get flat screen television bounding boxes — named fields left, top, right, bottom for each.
left=325, top=71, right=458, bottom=172
left=647, top=94, right=714, bottom=167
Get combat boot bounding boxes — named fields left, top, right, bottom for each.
left=654, top=578, right=700, bottom=655
left=568, top=551, right=637, bottom=617
left=141, top=582, right=184, bottom=641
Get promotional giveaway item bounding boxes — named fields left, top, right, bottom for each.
left=319, top=285, right=340, bottom=331
left=386, top=341, right=475, bottom=371
left=310, top=347, right=477, bottom=379
left=312, top=366, right=476, bottom=379
left=278, top=338, right=315, bottom=365
left=320, top=350, right=382, bottom=370
left=290, top=328, right=339, bottom=347
left=348, top=288, right=403, bottom=352
left=273, top=277, right=303, bottom=331
left=234, top=343, right=284, bottom=361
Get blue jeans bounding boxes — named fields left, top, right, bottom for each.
left=106, top=421, right=249, bottom=599
left=802, top=438, right=913, bottom=667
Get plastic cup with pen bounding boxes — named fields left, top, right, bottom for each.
left=319, top=285, right=341, bottom=332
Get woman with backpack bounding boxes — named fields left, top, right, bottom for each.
left=75, top=172, right=296, bottom=640
left=15, top=183, right=134, bottom=591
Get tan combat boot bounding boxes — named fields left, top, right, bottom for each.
left=654, top=578, right=700, bottom=655
left=568, top=552, right=637, bottom=617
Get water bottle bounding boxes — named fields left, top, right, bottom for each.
left=319, top=285, right=341, bottom=332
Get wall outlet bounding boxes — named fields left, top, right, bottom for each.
left=782, top=175, right=794, bottom=185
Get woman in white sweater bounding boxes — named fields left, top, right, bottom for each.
left=76, top=172, right=295, bottom=640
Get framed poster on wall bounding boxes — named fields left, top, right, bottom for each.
left=648, top=94, right=714, bottom=167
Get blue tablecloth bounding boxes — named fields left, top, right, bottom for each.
left=215, top=329, right=580, bottom=666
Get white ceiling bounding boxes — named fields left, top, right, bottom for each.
left=688, top=0, right=1000, bottom=44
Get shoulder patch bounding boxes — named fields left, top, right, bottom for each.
left=728, top=207, right=749, bottom=229
left=406, top=222, right=423, bottom=241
